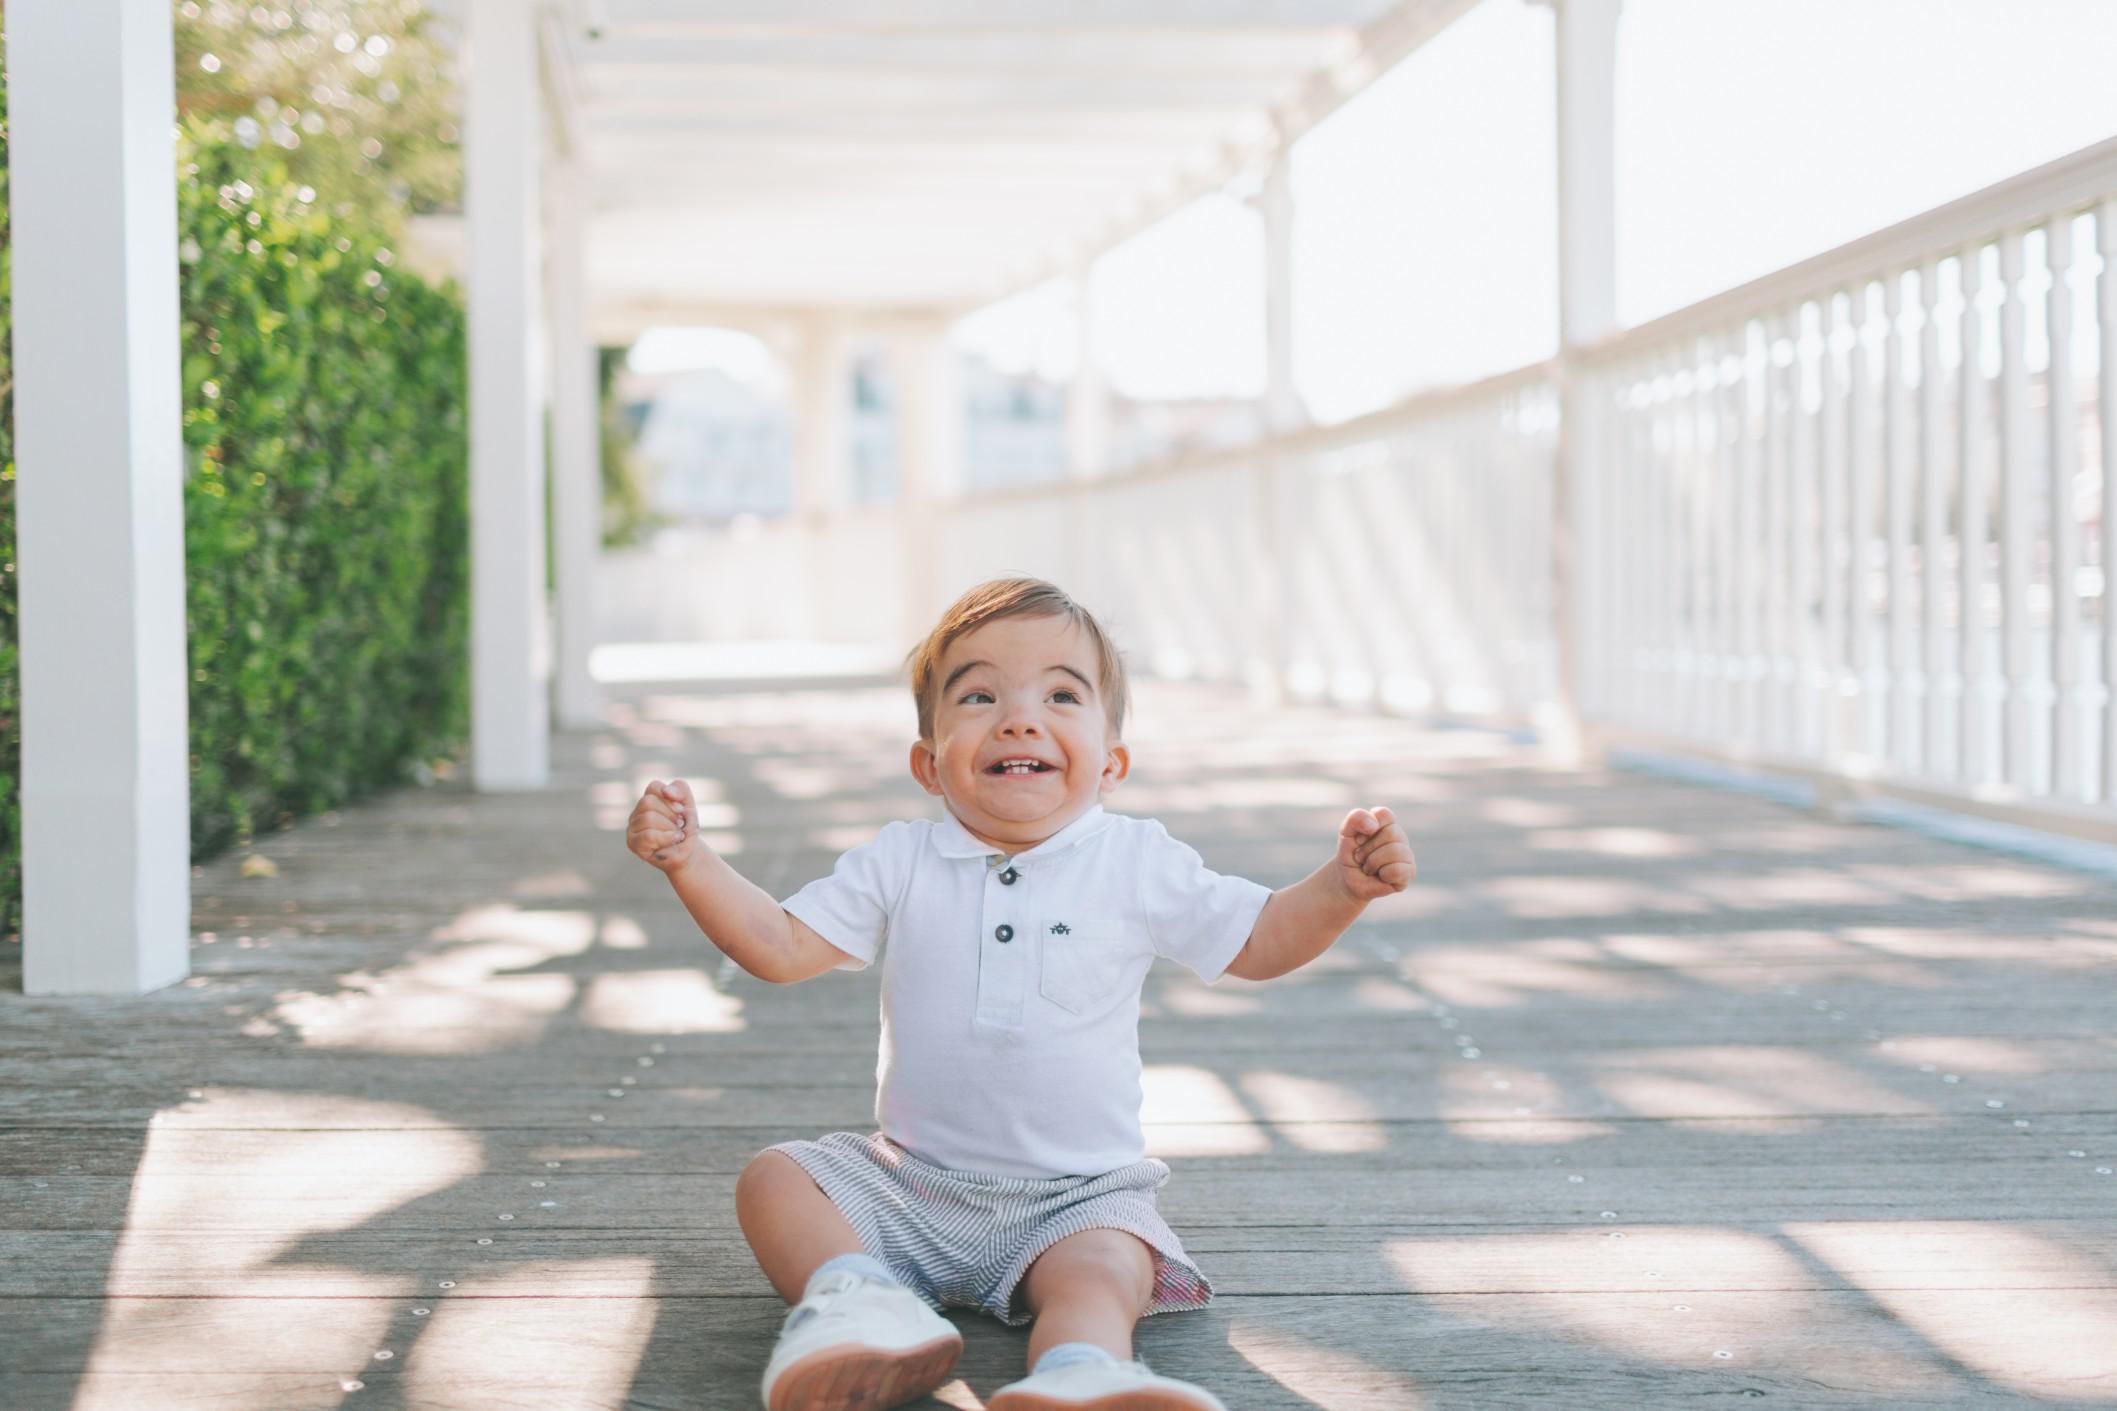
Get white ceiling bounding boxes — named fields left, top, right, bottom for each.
left=435, top=1, right=1480, bottom=329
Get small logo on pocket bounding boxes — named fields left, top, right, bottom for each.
left=1050, top=922, right=1070, bottom=935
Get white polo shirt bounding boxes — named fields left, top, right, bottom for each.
left=780, top=804, right=1272, bottom=1179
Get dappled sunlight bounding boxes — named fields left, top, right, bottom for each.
left=1477, top=873, right=1713, bottom=919
left=404, top=1260, right=659, bottom=1407
left=430, top=905, right=597, bottom=955
left=1142, top=1065, right=1270, bottom=1156
left=1348, top=974, right=1429, bottom=1011
left=1154, top=980, right=1264, bottom=1017
left=1875, top=1036, right=2049, bottom=1076
left=582, top=968, right=746, bottom=1034
left=1387, top=1226, right=1806, bottom=1296
left=1389, top=1243, right=1971, bottom=1393
left=1118, top=775, right=1359, bottom=813
left=1791, top=1222, right=2117, bottom=1398
left=1238, top=1071, right=1388, bottom=1152
left=1831, top=862, right=2097, bottom=903
left=510, top=867, right=594, bottom=899
left=1684, top=867, right=1909, bottom=909
left=1525, top=826, right=1703, bottom=858
left=1436, top=1064, right=1598, bottom=1138
left=1227, top=1321, right=1429, bottom=1407
left=78, top=1096, right=480, bottom=1406
left=1596, top=1047, right=1936, bottom=1123
left=1406, top=941, right=1676, bottom=1007
left=1479, top=795, right=1577, bottom=828
left=276, top=970, right=573, bottom=1054
left=1840, top=924, right=2117, bottom=965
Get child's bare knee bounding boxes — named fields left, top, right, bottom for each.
left=734, top=1150, right=800, bottom=1219
left=1028, top=1231, right=1156, bottom=1313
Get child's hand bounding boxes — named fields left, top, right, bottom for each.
left=627, top=779, right=698, bottom=874
left=1335, top=806, right=1416, bottom=900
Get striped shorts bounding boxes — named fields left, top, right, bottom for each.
left=770, top=1131, right=1213, bottom=1326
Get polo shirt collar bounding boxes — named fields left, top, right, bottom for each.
left=930, top=804, right=1110, bottom=862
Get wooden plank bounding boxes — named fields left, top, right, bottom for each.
left=2, top=1290, right=2109, bottom=1410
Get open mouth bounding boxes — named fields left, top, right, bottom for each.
left=986, top=758, right=1055, bottom=775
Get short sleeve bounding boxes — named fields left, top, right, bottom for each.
left=779, top=822, right=914, bottom=972
left=1135, top=820, right=1272, bottom=984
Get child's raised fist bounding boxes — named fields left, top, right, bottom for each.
left=627, top=778, right=698, bottom=873
left=1335, top=805, right=1416, bottom=900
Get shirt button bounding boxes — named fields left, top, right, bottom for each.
left=994, top=924, right=1014, bottom=943
left=999, top=867, right=1019, bottom=885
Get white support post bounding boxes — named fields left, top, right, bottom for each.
left=546, top=156, right=602, bottom=730
left=1259, top=150, right=1306, bottom=434
left=893, top=320, right=966, bottom=642
left=8, top=0, right=190, bottom=994
left=1547, top=0, right=1622, bottom=764
left=793, top=317, right=853, bottom=640
left=467, top=0, right=550, bottom=790
left=1066, top=265, right=1112, bottom=479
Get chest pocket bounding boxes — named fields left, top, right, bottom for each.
left=1039, top=918, right=1136, bottom=1016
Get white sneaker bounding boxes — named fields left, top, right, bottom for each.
left=989, top=1358, right=1229, bottom=1411
left=759, top=1271, right=963, bottom=1411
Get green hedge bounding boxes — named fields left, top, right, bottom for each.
left=0, top=95, right=472, bottom=933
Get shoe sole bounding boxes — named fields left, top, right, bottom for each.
left=766, top=1335, right=962, bottom=1411
left=988, top=1389, right=1222, bottom=1411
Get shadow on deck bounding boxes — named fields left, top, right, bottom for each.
left=3, top=676, right=2115, bottom=1409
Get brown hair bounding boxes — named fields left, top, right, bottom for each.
left=906, top=578, right=1128, bottom=741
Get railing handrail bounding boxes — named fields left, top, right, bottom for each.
left=940, top=356, right=1559, bottom=511
left=1580, top=131, right=2117, bottom=358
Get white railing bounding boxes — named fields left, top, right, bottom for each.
left=598, top=136, right=2117, bottom=840
left=1578, top=136, right=2117, bottom=826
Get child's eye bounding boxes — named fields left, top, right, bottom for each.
left=958, top=690, right=994, bottom=705
left=1049, top=689, right=1081, bottom=704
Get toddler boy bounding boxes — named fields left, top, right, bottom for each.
left=626, top=577, right=1414, bottom=1411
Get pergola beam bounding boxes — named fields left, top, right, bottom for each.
left=599, top=0, right=1392, bottom=30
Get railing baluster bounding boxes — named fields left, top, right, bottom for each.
left=1885, top=270, right=1917, bottom=773
left=2046, top=213, right=2084, bottom=799
left=1847, top=282, right=1876, bottom=765
left=1795, top=301, right=1824, bottom=757
left=1819, top=293, right=1847, bottom=763
left=1960, top=244, right=1992, bottom=787
left=1664, top=352, right=1689, bottom=735
left=1691, top=337, right=1716, bottom=743
left=1719, top=332, right=1743, bottom=742
left=2100, top=199, right=2117, bottom=803
left=1997, top=228, right=2034, bottom=790
left=1919, top=257, right=1949, bottom=777
left=1769, top=311, right=1796, bottom=750
left=1742, top=325, right=1766, bottom=744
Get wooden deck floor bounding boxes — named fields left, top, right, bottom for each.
left=5, top=675, right=2116, bottom=1410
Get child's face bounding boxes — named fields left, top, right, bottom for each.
left=909, top=613, right=1129, bottom=851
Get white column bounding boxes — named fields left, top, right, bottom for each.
left=893, top=320, right=965, bottom=640
left=466, top=0, right=550, bottom=789
left=792, top=317, right=853, bottom=640
left=1259, top=151, right=1306, bottom=434
left=1547, top=0, right=1622, bottom=763
left=792, top=317, right=853, bottom=517
left=1066, top=266, right=1112, bottom=478
left=546, top=156, right=602, bottom=730
left=8, top=1, right=190, bottom=994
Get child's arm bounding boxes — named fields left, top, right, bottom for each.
left=626, top=779, right=852, bottom=984
left=1225, top=806, right=1414, bottom=981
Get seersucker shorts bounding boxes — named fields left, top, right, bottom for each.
left=770, top=1130, right=1213, bottom=1326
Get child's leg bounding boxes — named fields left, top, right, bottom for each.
left=735, top=1150, right=868, bottom=1302
left=1017, top=1228, right=1156, bottom=1367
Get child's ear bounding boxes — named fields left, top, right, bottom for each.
left=1099, top=741, right=1131, bottom=794
left=908, top=739, right=944, bottom=796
